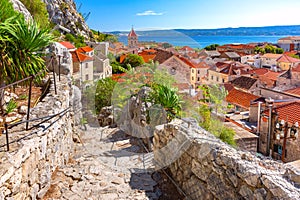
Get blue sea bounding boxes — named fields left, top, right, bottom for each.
left=118, top=35, right=287, bottom=49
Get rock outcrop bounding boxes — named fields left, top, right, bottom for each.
left=10, top=0, right=93, bottom=39
left=44, top=0, right=93, bottom=38
left=153, top=119, right=300, bottom=199
left=9, top=0, right=32, bottom=21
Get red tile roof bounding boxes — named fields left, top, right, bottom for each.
left=194, top=61, right=210, bottom=69
left=128, top=28, right=137, bottom=37
left=140, top=54, right=156, bottom=63
left=226, top=88, right=260, bottom=109
left=60, top=41, right=75, bottom=49
left=119, top=54, right=127, bottom=63
left=261, top=71, right=281, bottom=81
left=277, top=54, right=300, bottom=63
left=77, top=46, right=94, bottom=53
left=293, top=63, right=300, bottom=72
left=261, top=53, right=282, bottom=59
left=249, top=68, right=269, bottom=76
left=71, top=50, right=93, bottom=63
left=273, top=102, right=300, bottom=124
left=177, top=56, right=197, bottom=68
left=285, top=87, right=300, bottom=97
left=180, top=46, right=194, bottom=51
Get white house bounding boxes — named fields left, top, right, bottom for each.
left=278, top=36, right=300, bottom=52
left=52, top=42, right=73, bottom=75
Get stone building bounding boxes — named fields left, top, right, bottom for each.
left=128, top=27, right=138, bottom=48
left=258, top=101, right=300, bottom=162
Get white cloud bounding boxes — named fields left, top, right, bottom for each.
left=136, top=10, right=163, bottom=16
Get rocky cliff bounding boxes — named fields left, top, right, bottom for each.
left=10, top=0, right=93, bottom=39
left=44, top=0, right=93, bottom=38
left=10, top=0, right=32, bottom=21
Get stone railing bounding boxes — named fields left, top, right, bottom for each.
left=153, top=119, right=300, bottom=200
left=0, top=75, right=74, bottom=199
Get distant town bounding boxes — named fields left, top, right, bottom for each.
left=55, top=27, right=300, bottom=164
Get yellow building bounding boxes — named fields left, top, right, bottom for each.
left=277, top=54, right=300, bottom=71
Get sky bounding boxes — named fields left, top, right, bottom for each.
left=78, top=0, right=300, bottom=32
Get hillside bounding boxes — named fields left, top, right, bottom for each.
left=11, top=0, right=93, bottom=39
left=109, top=25, right=300, bottom=37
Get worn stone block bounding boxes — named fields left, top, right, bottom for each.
left=0, top=163, right=15, bottom=185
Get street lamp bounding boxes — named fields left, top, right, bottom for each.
left=274, top=120, right=299, bottom=162
left=290, top=122, right=299, bottom=139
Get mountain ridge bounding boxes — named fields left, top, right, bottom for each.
left=108, top=25, right=300, bottom=37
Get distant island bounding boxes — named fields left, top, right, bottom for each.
left=108, top=25, right=300, bottom=37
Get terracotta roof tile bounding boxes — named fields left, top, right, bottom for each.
left=194, top=61, right=210, bottom=69
left=177, top=56, right=196, bottom=68
left=277, top=54, right=300, bottom=63
left=139, top=54, right=156, bottom=63
left=71, top=50, right=93, bottom=63
left=128, top=28, right=137, bottom=37
left=249, top=68, right=269, bottom=75
left=226, top=88, right=260, bottom=109
left=261, top=71, right=281, bottom=81
left=293, top=63, right=300, bottom=72
left=261, top=53, right=282, bottom=59
left=180, top=46, right=194, bottom=51
left=285, top=87, right=300, bottom=97
left=77, top=46, right=94, bottom=53
left=119, top=54, right=127, bottom=63
left=60, top=41, right=75, bottom=49
left=273, top=102, right=300, bottom=124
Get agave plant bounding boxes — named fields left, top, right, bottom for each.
left=0, top=18, right=52, bottom=85
left=148, top=83, right=182, bottom=121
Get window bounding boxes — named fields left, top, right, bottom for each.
left=197, top=77, right=200, bottom=81
left=85, top=63, right=88, bottom=68
left=192, top=76, right=194, bottom=81
left=216, top=77, right=219, bottom=82
left=211, top=75, right=213, bottom=80
left=192, top=69, right=195, bottom=73
left=85, top=74, right=89, bottom=80
left=222, top=79, right=225, bottom=83
left=198, top=70, right=200, bottom=74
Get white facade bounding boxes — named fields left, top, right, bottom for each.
left=52, top=42, right=73, bottom=75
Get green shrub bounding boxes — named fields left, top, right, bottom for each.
left=88, top=78, right=117, bottom=114
left=19, top=0, right=49, bottom=28
left=148, top=84, right=182, bottom=121
left=5, top=99, right=18, bottom=114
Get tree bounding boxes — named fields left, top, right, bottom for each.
left=64, top=33, right=86, bottom=48
left=204, top=44, right=219, bottom=51
left=255, top=45, right=283, bottom=54
left=161, top=42, right=172, bottom=49
left=93, top=78, right=117, bottom=113
left=275, top=48, right=284, bottom=54
left=198, top=84, right=236, bottom=146
left=111, top=61, right=127, bottom=74
left=123, top=54, right=144, bottom=68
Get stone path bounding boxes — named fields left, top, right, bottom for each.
left=43, top=126, right=161, bottom=200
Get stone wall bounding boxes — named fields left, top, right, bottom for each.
left=0, top=75, right=74, bottom=199
left=153, top=119, right=300, bottom=199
